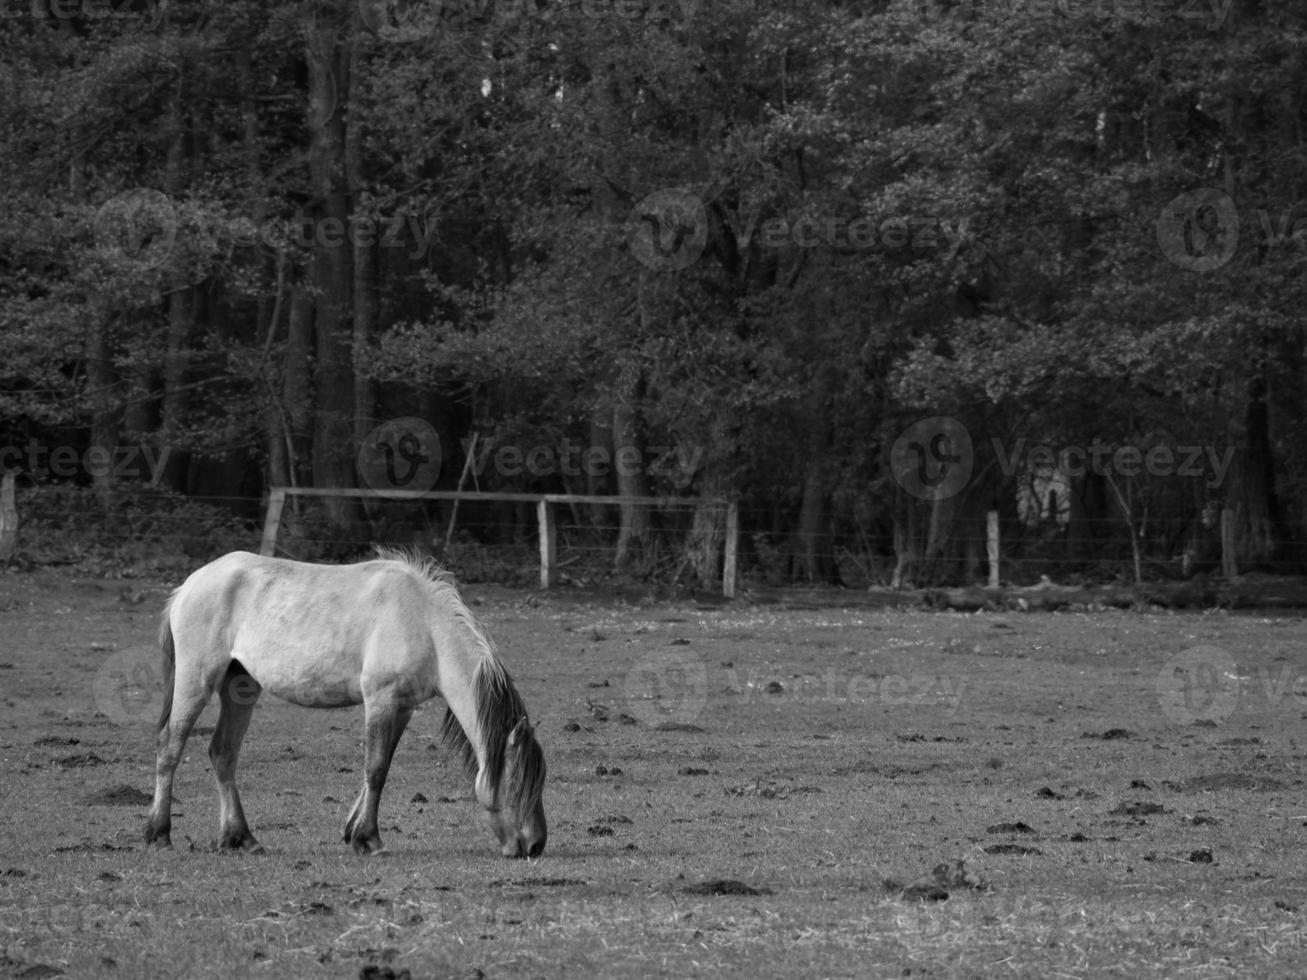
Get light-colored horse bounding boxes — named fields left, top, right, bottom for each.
left=144, top=550, right=547, bottom=858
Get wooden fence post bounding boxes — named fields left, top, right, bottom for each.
left=0, top=472, right=17, bottom=562
left=1220, top=508, right=1237, bottom=580
left=986, top=509, right=999, bottom=588
left=260, top=487, right=287, bottom=557
left=722, top=500, right=739, bottom=598
left=537, top=498, right=556, bottom=588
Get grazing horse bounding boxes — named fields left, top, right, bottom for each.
left=144, top=550, right=547, bottom=858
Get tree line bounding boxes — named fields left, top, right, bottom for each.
left=2, top=0, right=1305, bottom=585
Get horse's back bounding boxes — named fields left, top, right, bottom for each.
left=167, top=552, right=438, bottom=707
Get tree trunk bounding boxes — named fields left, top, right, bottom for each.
left=587, top=395, right=613, bottom=530
left=121, top=313, right=152, bottom=442
left=1237, top=371, right=1278, bottom=565
left=159, top=286, right=193, bottom=491
left=284, top=286, right=315, bottom=489
left=159, top=75, right=192, bottom=492
left=793, top=370, right=838, bottom=582
left=86, top=309, right=119, bottom=505
left=891, top=491, right=921, bottom=588
left=793, top=459, right=836, bottom=583
left=238, top=41, right=286, bottom=496
left=306, top=17, right=360, bottom=536
left=263, top=253, right=292, bottom=491
left=612, top=372, right=650, bottom=571
left=684, top=457, right=728, bottom=589
left=347, top=34, right=377, bottom=455
left=920, top=487, right=961, bottom=581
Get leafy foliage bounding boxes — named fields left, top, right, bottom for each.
left=3, top=0, right=1307, bottom=581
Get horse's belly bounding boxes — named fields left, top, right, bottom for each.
left=239, top=655, right=365, bottom=708
left=273, top=684, right=362, bottom=708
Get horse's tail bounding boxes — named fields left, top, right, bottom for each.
left=157, top=595, right=176, bottom=734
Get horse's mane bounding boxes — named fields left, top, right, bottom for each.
left=374, top=548, right=545, bottom=810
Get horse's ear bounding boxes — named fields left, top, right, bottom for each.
left=508, top=716, right=531, bottom=746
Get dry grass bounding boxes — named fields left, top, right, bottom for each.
left=2, top=569, right=1307, bottom=978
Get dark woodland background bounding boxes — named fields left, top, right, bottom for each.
left=3, top=0, right=1306, bottom=588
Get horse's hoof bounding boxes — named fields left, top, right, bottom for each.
left=350, top=837, right=386, bottom=856
left=217, top=831, right=264, bottom=853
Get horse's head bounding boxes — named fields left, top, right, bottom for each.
left=475, top=716, right=547, bottom=858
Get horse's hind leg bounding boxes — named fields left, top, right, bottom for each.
left=146, top=667, right=215, bottom=848
left=344, top=701, right=413, bottom=855
left=211, top=661, right=264, bottom=853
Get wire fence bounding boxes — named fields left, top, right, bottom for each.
left=1, top=480, right=1301, bottom=587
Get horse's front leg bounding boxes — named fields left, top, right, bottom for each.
left=344, top=701, right=413, bottom=855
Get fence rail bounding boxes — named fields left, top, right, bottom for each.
left=260, top=486, right=740, bottom=596
left=0, top=479, right=1282, bottom=588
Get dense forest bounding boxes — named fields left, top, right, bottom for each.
left=2, top=0, right=1306, bottom=586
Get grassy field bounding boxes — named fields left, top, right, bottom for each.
left=2, top=567, right=1307, bottom=979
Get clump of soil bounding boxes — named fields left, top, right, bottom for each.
left=896, top=860, right=990, bottom=901
left=683, top=879, right=772, bottom=897
left=81, top=785, right=152, bottom=807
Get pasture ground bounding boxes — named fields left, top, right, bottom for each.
left=2, top=567, right=1307, bottom=979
